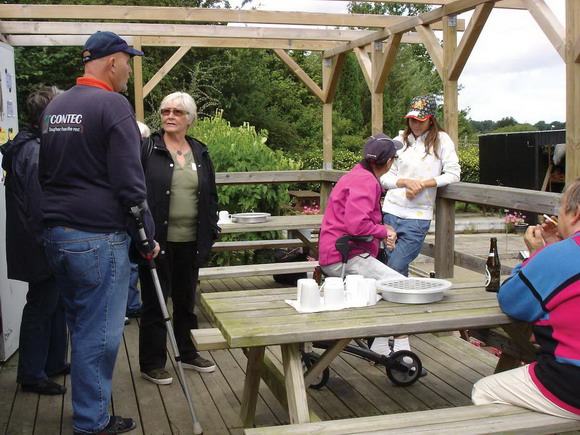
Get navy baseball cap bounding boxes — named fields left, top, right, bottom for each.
left=82, top=31, right=143, bottom=63
left=363, top=133, right=403, bottom=163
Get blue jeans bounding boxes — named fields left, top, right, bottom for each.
left=382, top=213, right=431, bottom=277
left=17, top=276, right=67, bottom=385
left=44, top=228, right=130, bottom=433
left=126, top=262, right=141, bottom=314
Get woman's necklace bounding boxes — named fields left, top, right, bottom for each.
left=176, top=150, right=183, bottom=156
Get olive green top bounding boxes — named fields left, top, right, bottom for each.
left=167, top=150, right=199, bottom=242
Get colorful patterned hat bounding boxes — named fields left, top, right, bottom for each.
left=404, top=95, right=436, bottom=121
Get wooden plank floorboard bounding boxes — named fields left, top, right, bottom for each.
left=0, top=354, right=19, bottom=434
left=113, top=323, right=144, bottom=435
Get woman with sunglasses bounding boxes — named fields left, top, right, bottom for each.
left=370, top=95, right=460, bottom=359
left=380, top=95, right=460, bottom=278
left=138, top=92, right=220, bottom=385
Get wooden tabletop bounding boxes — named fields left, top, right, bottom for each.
left=201, top=282, right=511, bottom=348
left=218, top=214, right=323, bottom=234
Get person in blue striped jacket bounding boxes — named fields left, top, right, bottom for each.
left=472, top=178, right=580, bottom=420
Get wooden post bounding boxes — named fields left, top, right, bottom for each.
left=443, top=15, right=459, bottom=148
left=132, top=36, right=144, bottom=122
left=436, top=15, right=459, bottom=278
left=322, top=58, right=333, bottom=171
left=371, top=41, right=384, bottom=134
left=566, top=0, right=580, bottom=181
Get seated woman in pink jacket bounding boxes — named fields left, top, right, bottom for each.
left=319, top=133, right=403, bottom=281
left=319, top=134, right=425, bottom=368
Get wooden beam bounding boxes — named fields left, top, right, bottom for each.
left=323, top=54, right=346, bottom=103
left=318, top=0, right=526, bottom=10
left=133, top=36, right=144, bottom=122
left=576, top=34, right=580, bottom=63
left=354, top=47, right=372, bottom=91
left=4, top=34, right=340, bottom=51
left=143, top=46, right=190, bottom=98
left=371, top=45, right=384, bottom=134
left=448, top=2, right=494, bottom=81
left=415, top=25, right=444, bottom=78
left=0, top=21, right=378, bottom=42
left=0, top=4, right=461, bottom=29
left=4, top=33, right=422, bottom=50
left=438, top=182, right=561, bottom=215
left=372, top=34, right=402, bottom=93
left=522, top=0, right=565, bottom=61
left=273, top=49, right=324, bottom=102
left=323, top=0, right=508, bottom=58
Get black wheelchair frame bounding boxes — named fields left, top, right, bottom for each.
left=302, top=235, right=423, bottom=389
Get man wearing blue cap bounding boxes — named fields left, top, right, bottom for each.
left=39, top=31, right=158, bottom=435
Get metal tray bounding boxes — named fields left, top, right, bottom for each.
left=231, top=212, right=271, bottom=224
left=377, top=278, right=451, bottom=304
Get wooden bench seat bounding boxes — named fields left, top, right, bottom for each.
left=191, top=328, right=230, bottom=351
left=199, top=260, right=318, bottom=280
left=212, top=238, right=317, bottom=252
left=244, top=403, right=580, bottom=434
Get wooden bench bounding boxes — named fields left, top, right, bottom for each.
left=191, top=328, right=229, bottom=351
left=199, top=260, right=318, bottom=280
left=212, top=238, right=317, bottom=252
left=244, top=403, right=580, bottom=434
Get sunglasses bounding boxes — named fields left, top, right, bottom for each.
left=160, top=108, right=187, bottom=117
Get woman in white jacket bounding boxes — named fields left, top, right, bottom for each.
left=371, top=95, right=461, bottom=361
left=380, top=95, right=460, bottom=277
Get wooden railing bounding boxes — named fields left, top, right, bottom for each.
left=215, top=170, right=563, bottom=278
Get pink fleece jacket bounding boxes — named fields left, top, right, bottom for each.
left=318, top=163, right=388, bottom=266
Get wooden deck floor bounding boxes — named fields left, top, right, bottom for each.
left=0, top=275, right=502, bottom=435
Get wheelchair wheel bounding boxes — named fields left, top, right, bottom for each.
left=302, top=352, right=330, bottom=389
left=385, top=350, right=422, bottom=386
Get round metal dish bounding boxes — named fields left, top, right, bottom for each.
left=231, top=212, right=271, bottom=224
left=376, top=278, right=452, bottom=304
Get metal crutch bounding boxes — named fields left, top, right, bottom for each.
left=130, top=206, right=203, bottom=434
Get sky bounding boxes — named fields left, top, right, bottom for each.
left=227, top=1, right=566, bottom=124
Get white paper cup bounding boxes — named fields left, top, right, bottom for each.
left=323, top=278, right=345, bottom=309
left=344, top=274, right=364, bottom=307
left=297, top=278, right=316, bottom=302
left=218, top=210, right=231, bottom=223
left=298, top=280, right=321, bottom=311
left=359, top=278, right=378, bottom=306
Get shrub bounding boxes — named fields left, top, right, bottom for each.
left=458, top=144, right=479, bottom=183
left=189, top=111, right=301, bottom=266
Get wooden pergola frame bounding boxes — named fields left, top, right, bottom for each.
left=0, top=0, right=577, bottom=184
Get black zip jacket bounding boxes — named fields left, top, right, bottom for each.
left=140, top=130, right=220, bottom=266
left=1, top=126, right=52, bottom=282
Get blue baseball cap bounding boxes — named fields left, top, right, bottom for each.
left=82, top=31, right=143, bottom=63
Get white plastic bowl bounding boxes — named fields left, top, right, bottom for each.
left=376, top=278, right=452, bottom=304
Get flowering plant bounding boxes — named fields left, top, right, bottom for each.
left=301, top=203, right=320, bottom=215
left=505, top=211, right=526, bottom=233
left=505, top=211, right=526, bottom=225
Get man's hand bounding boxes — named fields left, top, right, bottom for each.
left=540, top=216, right=561, bottom=245
left=524, top=225, right=546, bottom=256
left=385, top=224, right=397, bottom=250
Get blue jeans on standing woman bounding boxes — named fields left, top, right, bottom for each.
left=44, top=227, right=130, bottom=434
left=17, top=276, right=67, bottom=385
left=382, top=213, right=431, bottom=277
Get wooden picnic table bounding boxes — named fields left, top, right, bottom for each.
left=200, top=282, right=534, bottom=427
left=218, top=214, right=322, bottom=234
left=218, top=214, right=323, bottom=255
